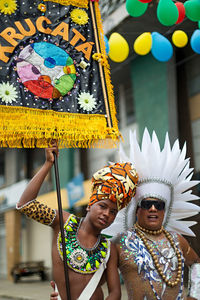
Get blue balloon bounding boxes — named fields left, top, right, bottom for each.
left=151, top=32, right=173, bottom=62
left=190, top=29, right=200, bottom=54
left=104, top=35, right=110, bottom=55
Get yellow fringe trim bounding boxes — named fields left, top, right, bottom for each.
left=0, top=106, right=120, bottom=148
left=43, top=0, right=88, bottom=8
left=94, top=2, right=119, bottom=132
left=92, top=53, right=109, bottom=67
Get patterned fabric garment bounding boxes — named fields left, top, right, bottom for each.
left=89, top=162, right=138, bottom=210
left=57, top=214, right=109, bottom=274
left=16, top=199, right=56, bottom=226
left=117, top=229, right=187, bottom=300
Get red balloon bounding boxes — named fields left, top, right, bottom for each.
left=175, top=2, right=185, bottom=24
left=138, top=0, right=152, bottom=3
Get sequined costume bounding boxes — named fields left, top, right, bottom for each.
left=57, top=214, right=110, bottom=274
left=116, top=228, right=186, bottom=300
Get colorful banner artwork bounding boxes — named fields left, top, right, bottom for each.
left=0, top=0, right=120, bottom=148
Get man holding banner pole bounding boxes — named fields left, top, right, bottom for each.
left=0, top=0, right=121, bottom=298
left=16, top=141, right=138, bottom=299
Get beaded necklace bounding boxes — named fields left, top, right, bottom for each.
left=57, top=214, right=109, bottom=274
left=135, top=222, right=163, bottom=235
left=135, top=225, right=183, bottom=287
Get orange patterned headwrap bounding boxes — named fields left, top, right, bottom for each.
left=89, top=162, right=138, bottom=210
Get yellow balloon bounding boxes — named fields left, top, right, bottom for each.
left=108, top=33, right=129, bottom=63
left=172, top=30, right=188, bottom=48
left=134, top=32, right=152, bottom=55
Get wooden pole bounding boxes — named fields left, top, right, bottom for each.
left=89, top=1, right=112, bottom=128
left=53, top=152, right=71, bottom=300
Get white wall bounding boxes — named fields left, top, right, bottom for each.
left=22, top=218, right=52, bottom=271
left=192, top=118, right=200, bottom=172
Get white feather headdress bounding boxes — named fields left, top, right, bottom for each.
left=103, top=128, right=200, bottom=237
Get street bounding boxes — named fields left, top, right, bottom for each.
left=0, top=277, right=128, bottom=300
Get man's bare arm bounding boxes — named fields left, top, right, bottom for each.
left=105, top=242, right=121, bottom=300
left=18, top=142, right=58, bottom=206
left=179, top=235, right=200, bottom=300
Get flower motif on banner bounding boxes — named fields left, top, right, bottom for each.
left=70, top=8, right=89, bottom=25
left=0, top=0, right=17, bottom=15
left=0, top=82, right=17, bottom=104
left=38, top=3, right=47, bottom=13
left=78, top=92, right=96, bottom=112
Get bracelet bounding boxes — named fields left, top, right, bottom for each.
left=16, top=199, right=56, bottom=226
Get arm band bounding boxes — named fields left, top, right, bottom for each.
left=16, top=199, right=56, bottom=226
left=188, top=263, right=200, bottom=299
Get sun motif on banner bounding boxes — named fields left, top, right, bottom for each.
left=16, top=42, right=76, bottom=100
left=70, top=8, right=89, bottom=25
left=0, top=0, right=17, bottom=15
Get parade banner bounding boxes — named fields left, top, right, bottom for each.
left=0, top=0, right=120, bottom=148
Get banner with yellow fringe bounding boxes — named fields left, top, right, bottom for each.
left=0, top=0, right=120, bottom=148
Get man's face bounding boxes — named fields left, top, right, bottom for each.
left=136, top=197, right=165, bottom=230
left=87, top=199, right=118, bottom=231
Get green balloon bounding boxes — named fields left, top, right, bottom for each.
left=126, top=0, right=148, bottom=17
left=184, top=0, right=200, bottom=22
left=157, top=0, right=179, bottom=26
left=198, top=21, right=200, bottom=28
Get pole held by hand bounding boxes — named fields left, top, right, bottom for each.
left=53, top=152, right=71, bottom=300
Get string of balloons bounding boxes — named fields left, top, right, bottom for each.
left=105, top=0, right=200, bottom=62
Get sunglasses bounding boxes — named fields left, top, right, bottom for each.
left=139, top=200, right=165, bottom=211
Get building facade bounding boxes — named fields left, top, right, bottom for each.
left=0, top=0, right=200, bottom=280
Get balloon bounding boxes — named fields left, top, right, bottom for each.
left=190, top=29, right=200, bottom=54
left=198, top=21, right=200, bottom=29
left=104, top=36, right=110, bottom=55
left=134, top=32, right=152, bottom=55
left=108, top=33, right=129, bottom=63
left=157, top=0, right=179, bottom=26
left=172, top=30, right=188, bottom=47
left=138, top=0, right=152, bottom=3
left=126, top=0, right=148, bottom=17
left=151, top=32, right=173, bottom=62
left=184, top=0, right=200, bottom=22
left=175, top=2, right=185, bottom=24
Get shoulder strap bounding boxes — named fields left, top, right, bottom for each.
left=77, top=240, right=111, bottom=300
